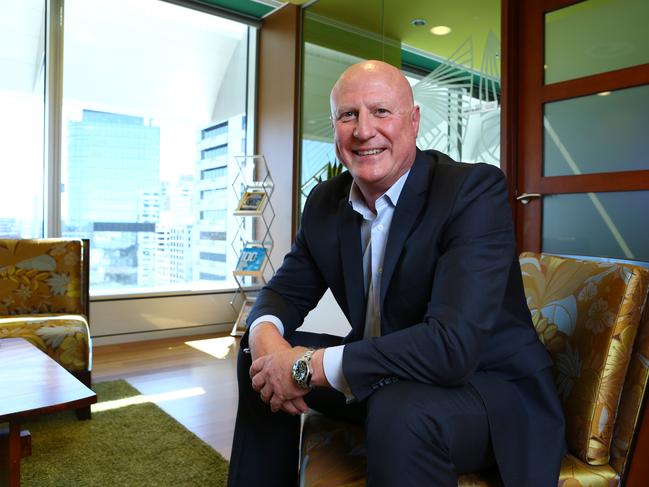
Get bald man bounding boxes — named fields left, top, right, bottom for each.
left=227, top=61, right=566, bottom=487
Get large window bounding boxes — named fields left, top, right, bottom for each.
left=0, top=0, right=46, bottom=237
left=1, top=0, right=256, bottom=295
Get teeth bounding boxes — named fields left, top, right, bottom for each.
left=357, top=149, right=383, bottom=156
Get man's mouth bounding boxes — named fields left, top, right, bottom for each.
left=353, top=148, right=385, bottom=156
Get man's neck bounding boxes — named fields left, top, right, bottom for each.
left=354, top=169, right=411, bottom=213
left=349, top=169, right=410, bottom=215
left=355, top=185, right=383, bottom=214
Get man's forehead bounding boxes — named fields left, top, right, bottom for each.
left=331, top=86, right=410, bottom=112
left=331, top=67, right=413, bottom=109
left=336, top=71, right=393, bottom=92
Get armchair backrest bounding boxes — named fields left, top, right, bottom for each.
left=0, top=238, right=89, bottom=317
left=519, top=252, right=649, bottom=476
left=610, top=302, right=649, bottom=478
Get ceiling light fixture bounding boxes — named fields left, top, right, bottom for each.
left=410, top=18, right=427, bottom=27
left=430, top=25, right=451, bottom=36
left=598, top=91, right=612, bottom=96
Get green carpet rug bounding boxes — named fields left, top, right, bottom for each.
left=21, top=380, right=229, bottom=486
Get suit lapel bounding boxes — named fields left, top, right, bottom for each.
left=380, top=151, right=433, bottom=306
left=338, top=197, right=366, bottom=337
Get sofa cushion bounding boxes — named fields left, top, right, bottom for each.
left=556, top=454, right=619, bottom=487
left=0, top=314, right=90, bottom=371
left=0, top=239, right=84, bottom=315
left=457, top=455, right=619, bottom=487
left=301, top=411, right=366, bottom=487
left=520, top=252, right=649, bottom=465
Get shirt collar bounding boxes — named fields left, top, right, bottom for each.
left=348, top=169, right=410, bottom=219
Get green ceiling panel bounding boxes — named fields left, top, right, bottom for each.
left=304, top=13, right=401, bottom=68
left=200, top=0, right=272, bottom=19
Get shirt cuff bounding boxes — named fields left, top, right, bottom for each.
left=248, top=315, right=285, bottom=336
left=323, top=345, right=355, bottom=402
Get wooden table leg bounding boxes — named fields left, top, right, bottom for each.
left=2, top=422, right=21, bottom=487
left=1, top=424, right=32, bottom=487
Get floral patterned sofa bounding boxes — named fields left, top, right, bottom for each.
left=299, top=252, right=649, bottom=486
left=0, top=238, right=91, bottom=419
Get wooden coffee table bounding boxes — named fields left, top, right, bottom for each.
left=0, top=338, right=97, bottom=487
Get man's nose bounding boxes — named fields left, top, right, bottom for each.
left=353, top=110, right=376, bottom=140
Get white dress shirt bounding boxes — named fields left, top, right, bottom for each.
left=249, top=170, right=410, bottom=400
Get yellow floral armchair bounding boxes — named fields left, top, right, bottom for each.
left=0, top=238, right=91, bottom=418
left=299, top=253, right=649, bottom=487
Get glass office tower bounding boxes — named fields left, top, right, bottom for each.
left=64, top=109, right=160, bottom=287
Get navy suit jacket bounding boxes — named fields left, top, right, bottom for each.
left=249, top=149, right=566, bottom=486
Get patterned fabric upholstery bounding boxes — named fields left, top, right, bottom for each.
left=299, top=253, right=649, bottom=487
left=301, top=413, right=621, bottom=487
left=0, top=239, right=85, bottom=315
left=610, top=304, right=649, bottom=474
left=0, top=315, right=90, bottom=371
left=520, top=252, right=649, bottom=465
left=0, top=239, right=90, bottom=375
left=556, top=454, right=619, bottom=487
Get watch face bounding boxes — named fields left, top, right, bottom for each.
left=293, top=359, right=308, bottom=382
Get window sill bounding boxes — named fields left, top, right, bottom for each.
left=90, top=283, right=262, bottom=302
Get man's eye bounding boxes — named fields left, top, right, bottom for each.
left=339, top=111, right=356, bottom=120
left=375, top=108, right=389, bottom=116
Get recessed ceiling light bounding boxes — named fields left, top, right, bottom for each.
left=411, top=18, right=427, bottom=27
left=598, top=91, right=611, bottom=96
left=430, top=25, right=451, bottom=36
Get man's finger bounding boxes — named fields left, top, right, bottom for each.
left=291, top=396, right=309, bottom=414
left=249, top=356, right=266, bottom=378
left=270, top=395, right=282, bottom=413
left=279, top=397, right=309, bottom=415
left=251, top=372, right=265, bottom=393
left=280, top=400, right=302, bottom=415
left=259, top=385, right=271, bottom=404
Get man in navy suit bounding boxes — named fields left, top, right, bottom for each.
left=227, top=60, right=566, bottom=487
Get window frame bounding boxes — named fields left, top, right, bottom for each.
left=41, top=0, right=259, bottom=299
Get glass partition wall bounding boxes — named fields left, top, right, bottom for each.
left=298, top=0, right=501, bottom=212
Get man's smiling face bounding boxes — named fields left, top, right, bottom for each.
left=330, top=61, right=420, bottom=203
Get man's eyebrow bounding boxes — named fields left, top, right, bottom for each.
left=333, top=101, right=392, bottom=115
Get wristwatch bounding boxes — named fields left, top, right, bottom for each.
left=292, top=348, right=316, bottom=389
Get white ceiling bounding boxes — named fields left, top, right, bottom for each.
left=0, top=0, right=45, bottom=93
left=0, top=0, right=248, bottom=122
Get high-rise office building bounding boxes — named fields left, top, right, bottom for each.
left=194, top=113, right=246, bottom=282
left=65, top=109, right=160, bottom=287
left=137, top=189, right=162, bottom=286
left=138, top=177, right=195, bottom=288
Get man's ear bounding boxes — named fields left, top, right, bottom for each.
left=411, top=105, right=421, bottom=135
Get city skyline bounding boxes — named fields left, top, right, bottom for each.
left=56, top=107, right=247, bottom=291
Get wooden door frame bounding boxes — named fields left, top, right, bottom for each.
left=502, top=0, right=649, bottom=253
